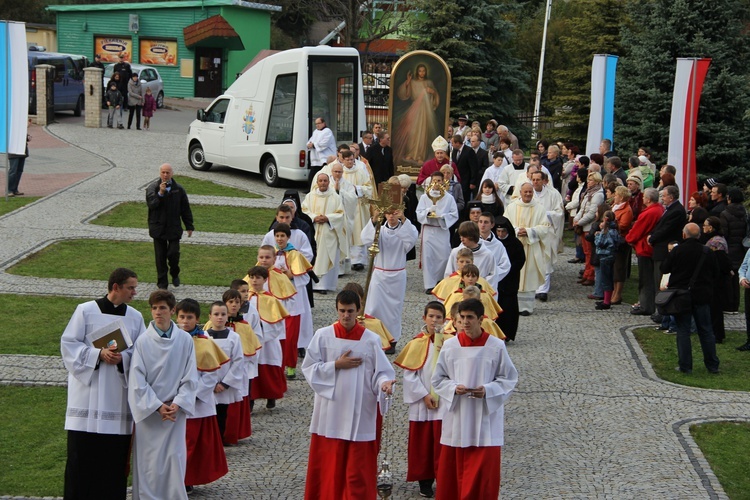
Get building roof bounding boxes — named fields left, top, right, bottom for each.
left=48, top=0, right=281, bottom=13
left=184, top=15, right=244, bottom=51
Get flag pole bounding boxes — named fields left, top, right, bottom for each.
left=5, top=21, right=11, bottom=201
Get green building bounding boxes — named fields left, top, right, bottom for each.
left=48, top=0, right=280, bottom=98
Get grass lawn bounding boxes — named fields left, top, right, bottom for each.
left=172, top=175, right=261, bottom=198
left=7, top=240, right=257, bottom=288
left=0, top=196, right=41, bottom=216
left=633, top=327, right=750, bottom=390
left=691, top=421, right=750, bottom=500
left=91, top=202, right=276, bottom=235
left=0, top=386, right=67, bottom=497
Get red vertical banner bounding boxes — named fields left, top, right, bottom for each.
left=667, top=58, right=711, bottom=205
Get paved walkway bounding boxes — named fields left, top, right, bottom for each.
left=1, top=119, right=749, bottom=499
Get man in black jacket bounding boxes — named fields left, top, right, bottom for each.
left=146, top=164, right=194, bottom=289
left=451, top=134, right=478, bottom=204
left=660, top=223, right=720, bottom=374
left=648, top=185, right=685, bottom=321
left=369, top=132, right=393, bottom=185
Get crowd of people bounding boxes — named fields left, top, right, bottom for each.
left=59, top=116, right=750, bottom=499
left=103, top=53, right=157, bottom=130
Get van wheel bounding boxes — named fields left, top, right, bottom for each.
left=73, top=96, right=83, bottom=117
left=263, top=158, right=281, bottom=187
left=156, top=91, right=164, bottom=109
left=189, top=143, right=213, bottom=171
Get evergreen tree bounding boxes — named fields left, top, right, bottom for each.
left=546, top=0, right=627, bottom=144
left=409, top=0, right=530, bottom=128
left=615, top=0, right=750, bottom=181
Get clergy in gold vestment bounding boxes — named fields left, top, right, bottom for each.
left=505, top=182, right=552, bottom=314
left=302, top=173, right=347, bottom=292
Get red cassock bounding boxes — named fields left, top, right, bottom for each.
left=282, top=314, right=301, bottom=368
left=251, top=364, right=287, bottom=400
left=436, top=445, right=501, bottom=500
left=407, top=420, right=443, bottom=481
left=185, top=416, right=228, bottom=485
left=305, top=435, right=378, bottom=500
left=224, top=397, right=251, bottom=444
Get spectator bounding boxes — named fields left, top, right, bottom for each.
left=626, top=188, right=664, bottom=316
left=573, top=172, right=605, bottom=286
left=720, top=188, right=748, bottom=313
left=702, top=217, right=732, bottom=343
left=112, top=53, right=132, bottom=109
left=127, top=73, right=143, bottom=130
left=737, top=247, right=750, bottom=351
left=610, top=186, right=634, bottom=305
left=660, top=223, right=720, bottom=374
left=710, top=183, right=728, bottom=216
left=146, top=163, right=194, bottom=289
left=7, top=125, right=30, bottom=196
left=484, top=119, right=500, bottom=152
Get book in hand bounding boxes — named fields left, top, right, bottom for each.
left=86, top=320, right=133, bottom=353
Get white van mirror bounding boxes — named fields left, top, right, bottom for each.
left=197, top=109, right=205, bottom=121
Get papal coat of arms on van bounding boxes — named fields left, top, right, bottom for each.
left=242, top=105, right=255, bottom=138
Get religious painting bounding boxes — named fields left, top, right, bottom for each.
left=388, top=51, right=451, bottom=176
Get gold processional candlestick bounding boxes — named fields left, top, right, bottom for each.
left=359, top=181, right=405, bottom=323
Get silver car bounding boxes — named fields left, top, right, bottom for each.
left=103, top=63, right=164, bottom=108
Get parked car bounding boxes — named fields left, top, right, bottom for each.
left=28, top=51, right=88, bottom=116
left=102, top=63, right=164, bottom=108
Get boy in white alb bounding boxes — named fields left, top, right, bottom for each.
left=432, top=298, right=518, bottom=499
left=302, top=290, right=396, bottom=499
left=394, top=301, right=453, bottom=499
left=128, top=290, right=198, bottom=500
left=361, top=207, right=418, bottom=343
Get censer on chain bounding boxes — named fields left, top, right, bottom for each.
left=376, top=390, right=394, bottom=498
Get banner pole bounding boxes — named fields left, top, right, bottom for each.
left=5, top=22, right=11, bottom=201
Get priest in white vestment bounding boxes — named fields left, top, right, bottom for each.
left=417, top=172, right=459, bottom=292
left=302, top=173, right=347, bottom=292
left=431, top=298, right=518, bottom=499
left=361, top=208, right=418, bottom=342
left=302, top=291, right=395, bottom=499
left=329, top=161, right=358, bottom=274
left=61, top=268, right=147, bottom=500
left=314, top=150, right=374, bottom=269
left=307, top=116, right=337, bottom=172
left=531, top=171, right=565, bottom=301
left=128, top=291, right=198, bottom=500
left=505, top=182, right=552, bottom=314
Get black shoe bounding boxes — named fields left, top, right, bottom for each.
left=650, top=313, right=663, bottom=323
left=313, top=289, right=327, bottom=295
left=425, top=288, right=434, bottom=295
left=157, top=283, right=168, bottom=290
left=266, top=399, right=276, bottom=409
left=675, top=366, right=692, bottom=374
left=352, top=263, right=365, bottom=271
left=519, top=311, right=531, bottom=316
left=107, top=125, right=113, bottom=128
left=655, top=325, right=669, bottom=331
left=737, top=341, right=750, bottom=351
left=630, top=307, right=651, bottom=316
left=137, top=127, right=142, bottom=130
left=298, top=348, right=306, bottom=359
left=249, top=399, right=255, bottom=412
left=418, top=480, right=434, bottom=498
left=595, top=303, right=611, bottom=310
left=186, top=485, right=194, bottom=494
left=172, top=276, right=180, bottom=287
left=117, top=124, right=124, bottom=129
left=536, top=293, right=548, bottom=302
left=384, top=344, right=396, bottom=355
left=568, top=258, right=583, bottom=264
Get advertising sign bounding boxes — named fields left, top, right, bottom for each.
left=95, top=36, right=132, bottom=63
left=139, top=39, right=177, bottom=66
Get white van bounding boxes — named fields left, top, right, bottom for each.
left=186, top=46, right=366, bottom=186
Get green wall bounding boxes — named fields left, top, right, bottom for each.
left=55, top=5, right=270, bottom=98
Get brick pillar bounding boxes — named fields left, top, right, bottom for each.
left=84, top=67, right=103, bottom=128
left=35, top=64, right=53, bottom=126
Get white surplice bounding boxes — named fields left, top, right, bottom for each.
left=402, top=340, right=448, bottom=422
left=416, top=193, right=459, bottom=290
left=361, top=218, right=418, bottom=341
left=207, top=329, right=245, bottom=405
left=191, top=340, right=221, bottom=419
left=128, top=322, right=198, bottom=500
left=249, top=293, right=285, bottom=368
left=505, top=198, right=552, bottom=292
left=431, top=335, right=518, bottom=447
left=61, top=301, right=146, bottom=435
left=301, top=325, right=395, bottom=441
left=307, top=127, right=337, bottom=166
left=480, top=232, right=512, bottom=290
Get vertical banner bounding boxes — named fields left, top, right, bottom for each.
left=0, top=21, right=29, bottom=155
left=585, top=54, right=618, bottom=156
left=667, top=58, right=711, bottom=206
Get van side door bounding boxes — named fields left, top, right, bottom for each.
left=200, top=97, right=231, bottom=163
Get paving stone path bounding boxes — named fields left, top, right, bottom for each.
left=1, top=119, right=749, bottom=499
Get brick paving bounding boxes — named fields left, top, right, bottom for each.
left=1, top=119, right=749, bottom=499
